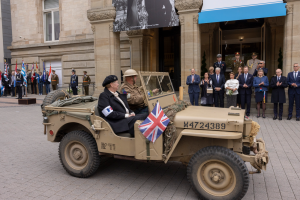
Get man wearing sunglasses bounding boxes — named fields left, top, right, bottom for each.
left=253, top=61, right=268, bottom=76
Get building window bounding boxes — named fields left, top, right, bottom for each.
left=43, top=0, right=60, bottom=42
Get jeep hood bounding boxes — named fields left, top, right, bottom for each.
left=173, top=106, right=245, bottom=132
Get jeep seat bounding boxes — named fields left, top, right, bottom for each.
left=94, top=105, right=132, bottom=138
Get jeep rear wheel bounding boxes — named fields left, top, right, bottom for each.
left=59, top=131, right=100, bottom=178
left=187, top=146, right=249, bottom=200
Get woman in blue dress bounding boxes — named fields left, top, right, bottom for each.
left=253, top=69, right=269, bottom=118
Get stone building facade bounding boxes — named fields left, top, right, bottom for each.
left=8, top=0, right=300, bottom=94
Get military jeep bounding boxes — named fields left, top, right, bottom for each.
left=41, top=71, right=268, bottom=200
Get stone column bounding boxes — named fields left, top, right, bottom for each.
left=283, top=3, right=293, bottom=76
left=175, top=0, right=202, bottom=94
left=87, top=2, right=120, bottom=96
left=126, top=29, right=155, bottom=72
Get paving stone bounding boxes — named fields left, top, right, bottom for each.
left=0, top=102, right=300, bottom=200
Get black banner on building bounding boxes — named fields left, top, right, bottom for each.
left=113, top=0, right=179, bottom=32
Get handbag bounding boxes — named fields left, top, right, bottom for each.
left=207, top=87, right=213, bottom=94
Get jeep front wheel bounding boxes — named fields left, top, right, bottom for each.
left=187, top=146, right=249, bottom=200
left=59, top=131, right=100, bottom=178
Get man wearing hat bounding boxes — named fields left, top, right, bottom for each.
left=119, top=69, right=148, bottom=114
left=247, top=52, right=260, bottom=75
left=83, top=71, right=91, bottom=95
left=233, top=52, right=244, bottom=74
left=15, top=69, right=24, bottom=99
left=51, top=70, right=59, bottom=91
left=214, top=54, right=227, bottom=75
left=70, top=69, right=78, bottom=95
left=98, top=75, right=148, bottom=137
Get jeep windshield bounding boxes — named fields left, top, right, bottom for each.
left=139, top=72, right=177, bottom=111
left=142, top=75, right=174, bottom=97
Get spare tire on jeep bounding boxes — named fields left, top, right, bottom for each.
left=41, top=90, right=70, bottom=114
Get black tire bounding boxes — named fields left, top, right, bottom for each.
left=187, top=146, right=249, bottom=200
left=41, top=90, right=70, bottom=114
left=59, top=130, right=100, bottom=178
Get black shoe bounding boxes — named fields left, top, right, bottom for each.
left=273, top=116, right=277, bottom=120
left=297, top=118, right=300, bottom=121
left=279, top=117, right=282, bottom=120
left=287, top=116, right=292, bottom=120
left=257, top=114, right=260, bottom=118
left=262, top=115, right=266, bottom=118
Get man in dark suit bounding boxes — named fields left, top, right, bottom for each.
left=213, top=54, right=226, bottom=75
left=186, top=68, right=200, bottom=106
left=253, top=61, right=268, bottom=76
left=98, top=75, right=148, bottom=137
left=211, top=67, right=225, bottom=107
left=287, top=63, right=300, bottom=121
left=270, top=69, right=288, bottom=120
left=238, top=66, right=253, bottom=116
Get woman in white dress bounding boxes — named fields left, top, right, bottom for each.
left=225, top=72, right=239, bottom=108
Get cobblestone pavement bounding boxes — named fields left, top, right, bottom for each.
left=0, top=101, right=300, bottom=200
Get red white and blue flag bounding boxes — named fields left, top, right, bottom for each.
left=139, top=101, right=170, bottom=143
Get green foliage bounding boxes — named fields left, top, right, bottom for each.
left=278, top=47, right=283, bottom=70
left=201, top=51, right=208, bottom=77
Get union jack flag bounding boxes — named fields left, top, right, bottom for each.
left=139, top=101, right=170, bottom=143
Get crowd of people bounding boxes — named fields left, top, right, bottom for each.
left=187, top=53, right=300, bottom=121
left=0, top=68, right=92, bottom=99
left=0, top=69, right=54, bottom=99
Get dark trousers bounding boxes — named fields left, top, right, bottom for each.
left=52, top=85, right=57, bottom=91
left=274, top=103, right=283, bottom=117
left=11, top=86, right=15, bottom=96
left=288, top=93, right=300, bottom=118
left=31, top=83, right=36, bottom=94
left=38, top=83, right=43, bottom=94
left=189, top=92, right=199, bottom=106
left=72, top=87, right=78, bottom=95
left=16, top=86, right=22, bottom=99
left=135, top=106, right=149, bottom=114
left=241, top=94, right=251, bottom=115
left=214, top=91, right=224, bottom=107
left=84, top=86, right=89, bottom=95
left=127, top=113, right=148, bottom=137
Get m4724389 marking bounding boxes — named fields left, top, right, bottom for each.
left=184, top=122, right=226, bottom=130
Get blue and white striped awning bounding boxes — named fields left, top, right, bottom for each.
left=198, top=0, right=286, bottom=24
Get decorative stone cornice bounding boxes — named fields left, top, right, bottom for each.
left=87, top=6, right=116, bottom=22
left=286, top=4, right=293, bottom=15
left=175, top=0, right=203, bottom=11
left=126, top=30, right=143, bottom=37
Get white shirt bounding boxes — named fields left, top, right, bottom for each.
left=110, top=90, right=131, bottom=118
left=277, top=76, right=281, bottom=81
left=225, top=79, right=239, bottom=95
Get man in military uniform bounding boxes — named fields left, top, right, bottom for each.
left=70, top=69, right=78, bottom=95
left=83, top=71, right=91, bottom=95
left=51, top=70, right=59, bottom=91
left=247, top=52, right=260, bottom=75
left=15, top=69, right=24, bottom=99
left=214, top=54, right=226, bottom=75
left=233, top=52, right=244, bottom=74
left=98, top=75, right=148, bottom=137
left=119, top=69, right=148, bottom=114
